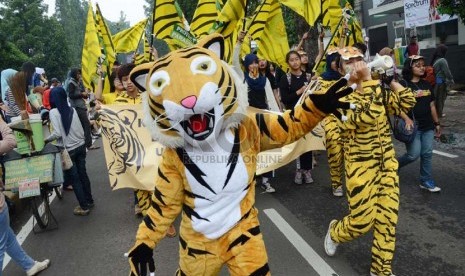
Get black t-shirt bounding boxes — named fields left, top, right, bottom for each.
left=401, top=79, right=435, bottom=131
left=265, top=71, right=278, bottom=90
left=279, top=71, right=309, bottom=109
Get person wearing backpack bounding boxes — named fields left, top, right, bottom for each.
left=431, top=44, right=454, bottom=117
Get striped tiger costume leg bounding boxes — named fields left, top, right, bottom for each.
left=330, top=157, right=399, bottom=276
left=175, top=210, right=270, bottom=276
left=323, top=116, right=344, bottom=192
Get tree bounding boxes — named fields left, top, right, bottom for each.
left=107, top=11, right=130, bottom=34
left=42, top=17, right=72, bottom=80
left=0, top=0, right=48, bottom=66
left=55, top=0, right=87, bottom=67
left=438, top=0, right=465, bottom=23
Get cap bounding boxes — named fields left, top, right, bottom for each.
left=326, top=46, right=339, bottom=55
left=409, top=55, right=424, bottom=60
left=50, top=78, right=59, bottom=83
left=243, top=54, right=258, bottom=70
left=338, top=46, right=364, bottom=61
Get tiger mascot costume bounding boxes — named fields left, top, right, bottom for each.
left=126, top=34, right=354, bottom=276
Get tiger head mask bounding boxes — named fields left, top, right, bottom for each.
left=131, top=34, right=247, bottom=148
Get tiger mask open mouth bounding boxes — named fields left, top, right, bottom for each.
left=180, top=109, right=215, bottom=141
left=130, top=34, right=247, bottom=149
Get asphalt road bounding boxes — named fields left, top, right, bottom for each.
left=3, top=99, right=465, bottom=275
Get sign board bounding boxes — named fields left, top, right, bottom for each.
left=4, top=154, right=54, bottom=191
left=18, top=178, right=41, bottom=199
left=404, top=0, right=457, bottom=28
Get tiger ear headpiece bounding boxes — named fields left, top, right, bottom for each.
left=130, top=34, right=247, bottom=148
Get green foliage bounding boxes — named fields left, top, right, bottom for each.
left=438, top=0, right=465, bottom=23
left=42, top=18, right=72, bottom=80
left=54, top=0, right=87, bottom=68
left=107, top=12, right=131, bottom=34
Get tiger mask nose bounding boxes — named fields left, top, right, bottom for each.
left=181, top=95, right=197, bottom=109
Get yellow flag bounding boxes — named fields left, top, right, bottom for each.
left=328, top=3, right=364, bottom=48
left=112, top=19, right=147, bottom=53
left=321, top=0, right=343, bottom=33
left=151, top=0, right=196, bottom=50
left=95, top=3, right=115, bottom=94
left=81, top=3, right=101, bottom=90
left=256, top=0, right=290, bottom=70
left=209, top=0, right=246, bottom=63
left=279, top=0, right=321, bottom=26
left=191, top=0, right=224, bottom=38
left=134, top=34, right=152, bottom=65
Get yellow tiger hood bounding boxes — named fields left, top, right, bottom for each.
left=130, top=34, right=247, bottom=148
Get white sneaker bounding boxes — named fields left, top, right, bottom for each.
left=303, top=170, right=314, bottom=184
left=294, top=170, right=303, bottom=185
left=27, top=259, right=50, bottom=276
left=324, top=220, right=338, bottom=256
left=261, top=182, right=276, bottom=193
left=332, top=186, right=343, bottom=197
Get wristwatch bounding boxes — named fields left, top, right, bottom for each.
left=434, top=121, right=440, bottom=126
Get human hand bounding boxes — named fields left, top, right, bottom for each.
left=434, top=124, right=441, bottom=138
left=404, top=117, right=414, bottom=131
left=309, top=75, right=356, bottom=120
left=349, top=61, right=371, bottom=83
left=127, top=243, right=155, bottom=276
left=237, top=31, right=247, bottom=43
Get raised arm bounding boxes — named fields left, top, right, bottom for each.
left=257, top=76, right=354, bottom=151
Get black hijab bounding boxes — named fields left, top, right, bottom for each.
left=50, top=87, right=74, bottom=135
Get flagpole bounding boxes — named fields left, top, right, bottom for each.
left=149, top=1, right=156, bottom=61
left=246, top=0, right=267, bottom=30
left=242, top=0, right=250, bottom=31
left=312, top=16, right=343, bottom=72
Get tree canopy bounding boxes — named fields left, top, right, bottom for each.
left=438, top=0, right=465, bottom=23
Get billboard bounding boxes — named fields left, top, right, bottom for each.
left=404, top=0, right=456, bottom=28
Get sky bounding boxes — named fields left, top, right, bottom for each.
left=43, top=0, right=147, bottom=25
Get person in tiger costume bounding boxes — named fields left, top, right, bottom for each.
left=319, top=47, right=345, bottom=196
left=95, top=62, right=177, bottom=237
left=125, top=34, right=355, bottom=275
left=323, top=47, right=416, bottom=276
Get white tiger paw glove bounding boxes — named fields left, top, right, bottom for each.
left=309, top=74, right=357, bottom=121
left=127, top=243, right=156, bottom=276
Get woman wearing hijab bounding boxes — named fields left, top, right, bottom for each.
left=45, top=87, right=94, bottom=215
left=1, top=69, right=21, bottom=123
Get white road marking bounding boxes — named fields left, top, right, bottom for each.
left=433, top=150, right=458, bottom=158
left=263, top=208, right=338, bottom=276
left=2, top=192, right=57, bottom=271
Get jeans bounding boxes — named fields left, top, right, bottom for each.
left=68, top=145, right=93, bottom=209
left=0, top=205, right=35, bottom=273
left=397, top=129, right=434, bottom=182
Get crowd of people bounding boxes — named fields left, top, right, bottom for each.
left=0, top=27, right=456, bottom=275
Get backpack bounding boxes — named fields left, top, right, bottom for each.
left=424, top=65, right=435, bottom=87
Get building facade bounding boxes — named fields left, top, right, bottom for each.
left=357, top=0, right=464, bottom=83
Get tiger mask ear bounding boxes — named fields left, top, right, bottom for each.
left=197, top=33, right=225, bottom=60
left=130, top=62, right=155, bottom=92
